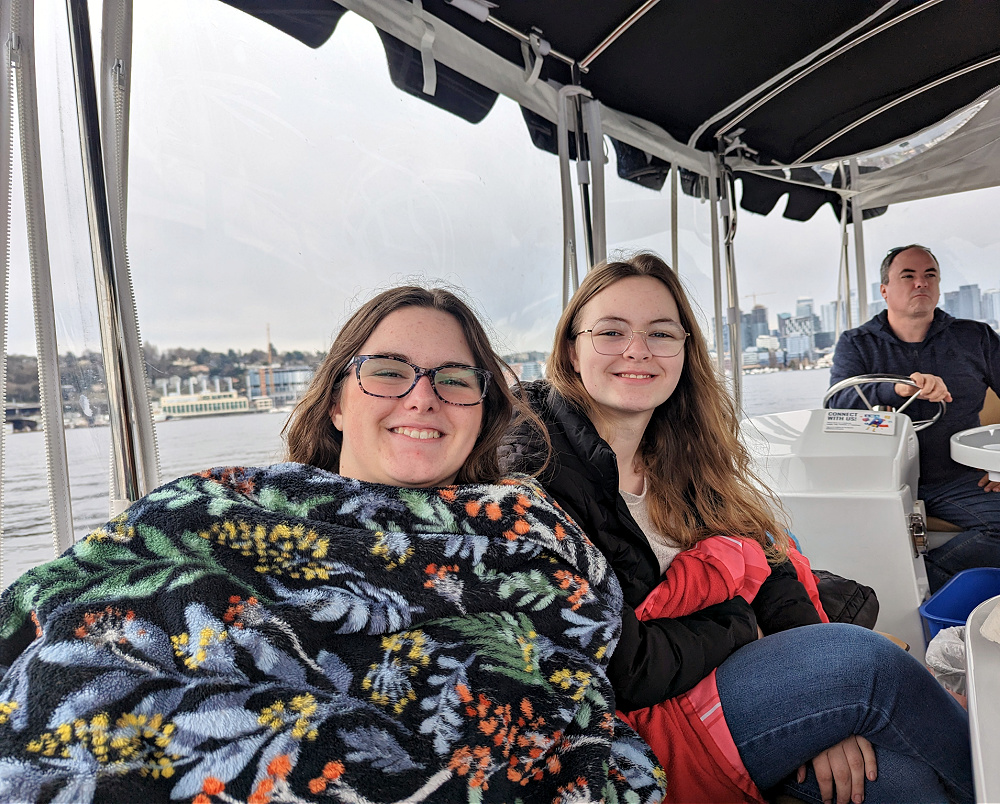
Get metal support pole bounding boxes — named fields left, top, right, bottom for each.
left=721, top=158, right=742, bottom=409
left=557, top=85, right=589, bottom=307
left=101, top=0, right=159, bottom=497
left=709, top=160, right=725, bottom=373
left=838, top=164, right=853, bottom=330
left=64, top=0, right=147, bottom=510
left=582, top=97, right=606, bottom=264
left=571, top=69, right=595, bottom=270
left=1, top=0, right=13, bottom=585
left=849, top=159, right=869, bottom=324
left=670, top=164, right=679, bottom=271
left=15, top=0, right=76, bottom=553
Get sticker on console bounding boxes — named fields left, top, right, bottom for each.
left=823, top=410, right=897, bottom=435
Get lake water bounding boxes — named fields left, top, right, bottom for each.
left=0, top=368, right=832, bottom=585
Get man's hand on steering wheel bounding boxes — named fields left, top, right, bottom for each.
left=824, top=374, right=947, bottom=431
left=896, top=372, right=952, bottom=403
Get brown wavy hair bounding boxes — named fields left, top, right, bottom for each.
left=283, top=285, right=544, bottom=484
left=547, top=253, right=788, bottom=559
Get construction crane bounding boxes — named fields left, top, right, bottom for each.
left=742, top=292, right=775, bottom=307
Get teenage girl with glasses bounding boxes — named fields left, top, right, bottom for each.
left=502, top=253, right=973, bottom=804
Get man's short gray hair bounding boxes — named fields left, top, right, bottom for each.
left=880, top=244, right=939, bottom=285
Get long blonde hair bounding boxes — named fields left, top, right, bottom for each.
left=284, top=285, right=545, bottom=484
left=547, top=253, right=789, bottom=559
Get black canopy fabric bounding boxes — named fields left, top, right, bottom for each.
left=219, top=1, right=1000, bottom=220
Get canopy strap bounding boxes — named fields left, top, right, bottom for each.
left=412, top=0, right=437, bottom=96
left=520, top=32, right=547, bottom=86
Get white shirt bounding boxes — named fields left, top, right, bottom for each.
left=620, top=480, right=682, bottom=575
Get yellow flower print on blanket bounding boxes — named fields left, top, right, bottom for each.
left=0, top=463, right=665, bottom=803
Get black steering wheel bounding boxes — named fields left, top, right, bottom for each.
left=823, top=374, right=946, bottom=432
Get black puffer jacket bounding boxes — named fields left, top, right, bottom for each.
left=501, top=381, right=821, bottom=711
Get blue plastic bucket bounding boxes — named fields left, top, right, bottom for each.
left=919, top=568, right=1000, bottom=639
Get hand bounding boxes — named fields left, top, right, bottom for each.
left=978, top=472, right=1000, bottom=493
left=895, top=372, right=952, bottom=403
left=796, top=735, right=876, bottom=804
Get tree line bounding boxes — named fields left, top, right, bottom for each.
left=5, top=345, right=328, bottom=404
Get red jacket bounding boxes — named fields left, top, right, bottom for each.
left=621, top=539, right=828, bottom=803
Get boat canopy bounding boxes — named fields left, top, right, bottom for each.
left=222, top=0, right=1000, bottom=221
left=5, top=0, right=1000, bottom=546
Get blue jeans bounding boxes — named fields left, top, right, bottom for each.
left=715, top=624, right=973, bottom=803
left=922, top=472, right=1000, bottom=591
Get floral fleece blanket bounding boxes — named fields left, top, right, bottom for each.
left=0, top=464, right=666, bottom=804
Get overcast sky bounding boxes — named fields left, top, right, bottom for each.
left=8, top=0, right=1000, bottom=359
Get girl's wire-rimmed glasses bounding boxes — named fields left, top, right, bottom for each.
left=345, top=355, right=492, bottom=406
left=575, top=318, right=689, bottom=358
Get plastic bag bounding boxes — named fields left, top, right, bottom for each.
left=982, top=599, right=1000, bottom=644
left=925, top=626, right=967, bottom=696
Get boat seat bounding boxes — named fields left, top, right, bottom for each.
left=925, top=388, right=1000, bottom=533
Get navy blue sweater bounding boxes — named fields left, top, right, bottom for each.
left=829, top=309, right=1000, bottom=486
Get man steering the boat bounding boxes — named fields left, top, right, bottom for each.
left=829, top=243, right=1000, bottom=591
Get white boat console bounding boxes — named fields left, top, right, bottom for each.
left=742, top=408, right=929, bottom=651
left=745, top=407, right=999, bottom=797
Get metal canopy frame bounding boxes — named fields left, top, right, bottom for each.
left=9, top=0, right=1000, bottom=551
left=65, top=0, right=157, bottom=516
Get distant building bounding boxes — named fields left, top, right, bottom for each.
left=783, top=315, right=815, bottom=352
left=958, top=284, right=982, bottom=320
left=795, top=297, right=814, bottom=318
left=777, top=311, right=792, bottom=338
left=982, top=289, right=1000, bottom=328
left=785, top=334, right=812, bottom=361
left=819, top=288, right=868, bottom=334
left=749, top=305, right=769, bottom=343
left=944, top=290, right=961, bottom=317
left=742, top=347, right=767, bottom=368
left=502, top=352, right=548, bottom=383
left=245, top=365, right=314, bottom=408
left=508, top=361, right=545, bottom=382
left=813, top=331, right=835, bottom=350
left=820, top=302, right=838, bottom=335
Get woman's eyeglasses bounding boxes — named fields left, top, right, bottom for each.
left=345, top=355, right=491, bottom=406
left=576, top=318, right=689, bottom=358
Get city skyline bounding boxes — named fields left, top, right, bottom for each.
left=7, top=3, right=1000, bottom=363
left=714, top=278, right=1000, bottom=369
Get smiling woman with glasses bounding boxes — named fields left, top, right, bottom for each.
left=502, top=253, right=974, bottom=804
left=576, top=318, right=689, bottom=358
left=345, top=354, right=492, bottom=405
left=0, top=284, right=669, bottom=803
left=285, top=286, right=521, bottom=481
